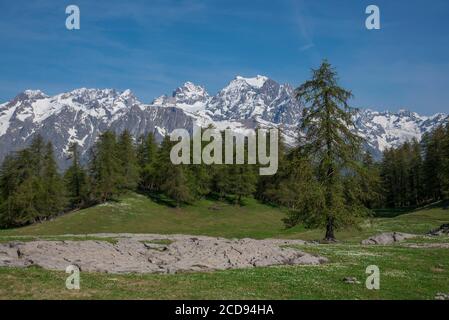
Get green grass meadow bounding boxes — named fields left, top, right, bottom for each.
left=0, top=193, right=448, bottom=299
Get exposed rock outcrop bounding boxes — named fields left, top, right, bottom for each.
left=0, top=234, right=327, bottom=274
left=361, top=232, right=417, bottom=245
left=427, top=224, right=449, bottom=236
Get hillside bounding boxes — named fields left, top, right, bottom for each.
left=1, top=192, right=448, bottom=242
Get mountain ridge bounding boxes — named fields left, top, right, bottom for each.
left=0, top=75, right=447, bottom=169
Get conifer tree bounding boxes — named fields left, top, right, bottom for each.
left=256, top=133, right=286, bottom=202
left=442, top=123, right=449, bottom=199
left=154, top=136, right=193, bottom=206
left=138, top=132, right=159, bottom=192
left=422, top=126, right=446, bottom=201
left=360, top=152, right=383, bottom=208
left=0, top=155, right=26, bottom=226
left=294, top=60, right=364, bottom=241
left=137, top=132, right=158, bottom=168
left=0, top=137, right=66, bottom=226
left=189, top=163, right=212, bottom=199
left=226, top=164, right=257, bottom=205
left=89, top=131, right=121, bottom=202
left=38, top=142, right=67, bottom=219
left=408, top=139, right=424, bottom=205
left=266, top=150, right=326, bottom=228
left=64, top=142, right=89, bottom=208
left=187, top=128, right=213, bottom=199
left=211, top=164, right=230, bottom=200
left=117, top=130, right=139, bottom=191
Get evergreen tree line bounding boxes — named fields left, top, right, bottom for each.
left=138, top=128, right=259, bottom=207
left=0, top=129, right=261, bottom=227
left=380, top=124, right=449, bottom=208
left=0, top=136, right=66, bottom=227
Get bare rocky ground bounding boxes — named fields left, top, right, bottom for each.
left=362, top=228, right=449, bottom=248
left=0, top=234, right=327, bottom=274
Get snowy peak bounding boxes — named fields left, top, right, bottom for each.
left=233, top=75, right=269, bottom=89
left=61, top=88, right=138, bottom=106
left=207, top=75, right=301, bottom=124
left=0, top=75, right=447, bottom=169
left=1, top=88, right=140, bottom=128
left=220, top=75, right=269, bottom=95
left=173, top=82, right=209, bottom=104
left=152, top=82, right=210, bottom=115
left=14, top=90, right=48, bottom=102
left=23, top=89, right=48, bottom=98
left=353, top=109, right=449, bottom=157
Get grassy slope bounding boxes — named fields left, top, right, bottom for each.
left=0, top=193, right=290, bottom=239
left=0, top=193, right=448, bottom=299
left=1, top=192, right=448, bottom=241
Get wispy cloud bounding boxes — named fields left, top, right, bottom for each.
left=299, top=43, right=315, bottom=52
left=289, top=0, right=315, bottom=51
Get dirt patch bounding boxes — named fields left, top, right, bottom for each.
left=0, top=234, right=327, bottom=274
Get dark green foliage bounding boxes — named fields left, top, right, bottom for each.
left=211, top=165, right=230, bottom=200
left=225, top=164, right=257, bottom=204
left=137, top=133, right=159, bottom=192
left=219, top=132, right=258, bottom=205
left=64, top=143, right=89, bottom=209
left=442, top=124, right=449, bottom=199
left=89, top=131, right=121, bottom=202
left=117, top=130, right=140, bottom=191
left=380, top=122, right=449, bottom=208
left=422, top=125, right=447, bottom=201
left=186, top=128, right=213, bottom=200
left=266, top=151, right=326, bottom=228
left=293, top=60, right=365, bottom=241
left=40, top=142, right=67, bottom=216
left=188, top=163, right=212, bottom=200
left=350, top=152, right=383, bottom=209
left=0, top=136, right=67, bottom=227
left=154, top=136, right=193, bottom=207
left=137, top=132, right=158, bottom=168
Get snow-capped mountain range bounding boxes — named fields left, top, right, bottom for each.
left=0, top=75, right=447, bottom=169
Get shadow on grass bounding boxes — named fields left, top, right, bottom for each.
left=203, top=192, right=251, bottom=207
left=141, top=191, right=257, bottom=209
left=373, top=200, right=449, bottom=218
left=140, top=192, right=179, bottom=208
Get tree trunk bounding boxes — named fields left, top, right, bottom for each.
left=324, top=216, right=336, bottom=242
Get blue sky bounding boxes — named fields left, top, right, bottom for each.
left=0, top=0, right=448, bottom=115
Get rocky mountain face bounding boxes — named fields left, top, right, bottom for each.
left=0, top=76, right=447, bottom=169
left=353, top=109, right=448, bottom=158
left=206, top=75, right=302, bottom=125
left=0, top=88, right=194, bottom=169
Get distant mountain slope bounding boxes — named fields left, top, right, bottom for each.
left=0, top=76, right=447, bottom=168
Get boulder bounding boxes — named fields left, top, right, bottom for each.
left=427, top=224, right=449, bottom=236
left=343, top=277, right=360, bottom=284
left=361, top=232, right=417, bottom=245
left=435, top=292, right=449, bottom=300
